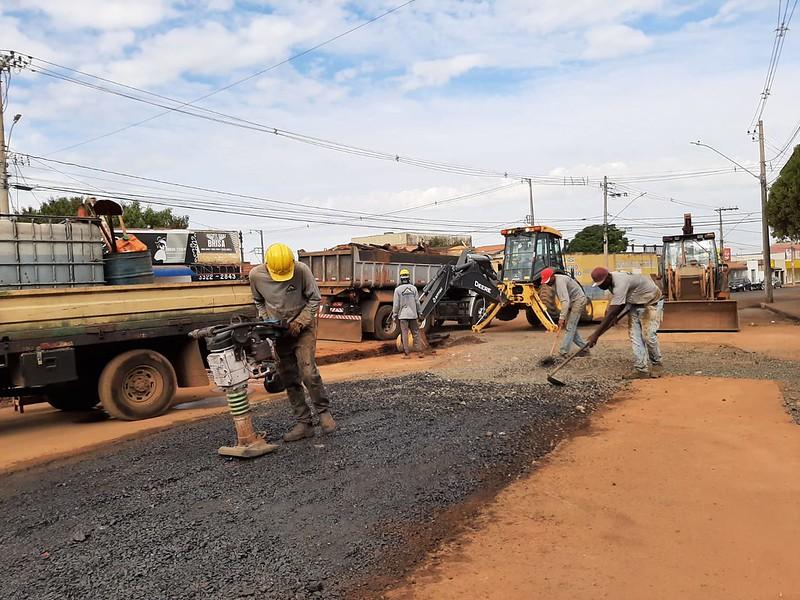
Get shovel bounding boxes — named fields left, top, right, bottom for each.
left=547, top=307, right=629, bottom=386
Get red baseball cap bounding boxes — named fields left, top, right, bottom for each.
left=591, top=266, right=610, bottom=286
left=540, top=267, right=555, bottom=284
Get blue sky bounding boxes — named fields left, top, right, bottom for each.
left=2, top=0, right=799, bottom=257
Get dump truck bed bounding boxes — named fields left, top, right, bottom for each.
left=298, top=244, right=456, bottom=294
left=0, top=280, right=255, bottom=349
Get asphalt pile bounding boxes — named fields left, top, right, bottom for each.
left=0, top=373, right=616, bottom=600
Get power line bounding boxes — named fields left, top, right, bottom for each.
left=748, top=0, right=798, bottom=129
left=18, top=1, right=417, bottom=155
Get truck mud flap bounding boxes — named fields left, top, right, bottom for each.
left=659, top=300, right=739, bottom=332
left=316, top=303, right=363, bottom=342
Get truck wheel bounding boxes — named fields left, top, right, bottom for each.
left=470, top=297, right=488, bottom=327
left=526, top=307, right=545, bottom=328
left=99, top=350, right=177, bottom=421
left=374, top=305, right=399, bottom=340
left=46, top=384, right=100, bottom=411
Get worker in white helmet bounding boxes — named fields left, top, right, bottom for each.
left=392, top=268, right=433, bottom=358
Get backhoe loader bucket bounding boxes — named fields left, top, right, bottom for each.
left=659, top=300, right=739, bottom=332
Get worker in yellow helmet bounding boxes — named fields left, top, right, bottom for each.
left=392, top=267, right=433, bottom=358
left=250, top=243, right=337, bottom=441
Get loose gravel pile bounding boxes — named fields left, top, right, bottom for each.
left=0, top=373, right=616, bottom=600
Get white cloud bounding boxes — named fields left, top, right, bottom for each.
left=10, top=0, right=176, bottom=29
left=583, top=24, right=653, bottom=60
left=400, top=54, right=487, bottom=91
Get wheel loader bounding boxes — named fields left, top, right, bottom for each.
left=658, top=214, right=739, bottom=332
left=419, top=225, right=571, bottom=332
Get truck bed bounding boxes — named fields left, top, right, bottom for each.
left=0, top=281, right=255, bottom=344
left=299, top=244, right=456, bottom=294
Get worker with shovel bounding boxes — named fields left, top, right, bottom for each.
left=540, top=267, right=589, bottom=360
left=585, top=267, right=664, bottom=379
left=392, top=268, right=433, bottom=358
left=250, top=243, right=337, bottom=441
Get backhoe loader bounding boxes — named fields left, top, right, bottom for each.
left=658, top=214, right=739, bottom=332
left=419, top=225, right=570, bottom=332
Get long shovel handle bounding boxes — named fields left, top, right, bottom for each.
left=547, top=307, right=630, bottom=378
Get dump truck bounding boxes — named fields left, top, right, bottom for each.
left=658, top=214, right=739, bottom=332
left=298, top=244, right=485, bottom=342
left=0, top=214, right=256, bottom=419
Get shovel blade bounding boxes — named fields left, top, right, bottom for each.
left=547, top=374, right=566, bottom=386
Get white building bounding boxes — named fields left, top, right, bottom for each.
left=734, top=243, right=800, bottom=285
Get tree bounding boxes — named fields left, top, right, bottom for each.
left=766, top=145, right=800, bottom=241
left=21, top=197, right=189, bottom=229
left=564, top=224, right=628, bottom=253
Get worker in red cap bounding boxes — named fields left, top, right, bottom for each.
left=586, top=266, right=664, bottom=379
left=539, top=267, right=589, bottom=358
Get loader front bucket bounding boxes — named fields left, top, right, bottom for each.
left=659, top=300, right=739, bottom=332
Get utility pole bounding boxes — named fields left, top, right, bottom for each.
left=524, top=178, right=535, bottom=225
left=602, top=176, right=609, bottom=267
left=0, top=66, right=8, bottom=214
left=758, top=120, right=773, bottom=303
left=714, top=206, right=738, bottom=261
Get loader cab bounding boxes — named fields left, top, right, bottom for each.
left=500, top=226, right=565, bottom=282
left=661, top=232, right=726, bottom=300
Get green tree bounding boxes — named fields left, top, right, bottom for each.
left=21, top=197, right=189, bottom=229
left=766, top=145, right=800, bottom=241
left=564, top=224, right=629, bottom=253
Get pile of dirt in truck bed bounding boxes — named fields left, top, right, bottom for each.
left=0, top=373, right=616, bottom=600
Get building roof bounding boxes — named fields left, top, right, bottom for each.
left=475, top=244, right=505, bottom=255
left=727, top=261, right=747, bottom=270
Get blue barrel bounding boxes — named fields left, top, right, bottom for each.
left=104, top=251, right=155, bottom=285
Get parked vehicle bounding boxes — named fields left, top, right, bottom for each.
left=1, top=214, right=255, bottom=420
left=773, top=278, right=783, bottom=289
left=729, top=279, right=751, bottom=293
left=750, top=280, right=764, bottom=291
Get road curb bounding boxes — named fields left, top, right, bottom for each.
left=760, top=303, right=800, bottom=323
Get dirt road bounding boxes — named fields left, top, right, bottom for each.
left=388, top=376, right=800, bottom=600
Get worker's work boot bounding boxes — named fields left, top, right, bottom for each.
left=576, top=348, right=591, bottom=357
left=402, top=354, right=412, bottom=360
left=283, top=422, right=314, bottom=442
left=319, top=411, right=338, bottom=434
left=650, top=363, right=664, bottom=377
left=622, top=370, right=651, bottom=380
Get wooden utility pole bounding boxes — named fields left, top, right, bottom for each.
left=523, top=178, right=535, bottom=225
left=0, top=67, right=8, bottom=215
left=714, top=206, right=738, bottom=260
left=603, top=175, right=609, bottom=267
left=758, top=120, right=773, bottom=303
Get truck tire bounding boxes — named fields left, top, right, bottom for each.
left=99, top=350, right=177, bottom=421
left=469, top=297, right=489, bottom=327
left=373, top=304, right=399, bottom=340
left=46, top=383, right=100, bottom=411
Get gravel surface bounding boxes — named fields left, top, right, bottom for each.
left=0, top=373, right=617, bottom=600
left=440, top=334, right=800, bottom=422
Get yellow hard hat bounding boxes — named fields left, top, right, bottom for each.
left=400, top=268, right=410, bottom=277
left=265, top=243, right=295, bottom=282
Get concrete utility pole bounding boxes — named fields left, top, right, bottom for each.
left=602, top=175, right=609, bottom=267
left=757, top=120, right=773, bottom=303
left=714, top=206, right=738, bottom=260
left=0, top=70, right=9, bottom=214
left=524, top=178, right=535, bottom=225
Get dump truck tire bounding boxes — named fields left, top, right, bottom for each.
left=373, top=305, right=399, bottom=340
left=99, top=350, right=177, bottom=421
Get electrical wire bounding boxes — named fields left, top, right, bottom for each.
left=28, top=0, right=417, bottom=155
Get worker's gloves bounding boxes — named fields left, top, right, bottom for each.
left=288, top=320, right=304, bottom=337
left=557, top=319, right=566, bottom=330
left=586, top=333, right=599, bottom=348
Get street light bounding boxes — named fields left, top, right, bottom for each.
left=690, top=138, right=773, bottom=303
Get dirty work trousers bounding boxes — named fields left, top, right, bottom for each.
left=274, top=323, right=330, bottom=425
left=628, top=299, right=664, bottom=373
left=559, top=297, right=587, bottom=356
left=399, top=319, right=428, bottom=355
